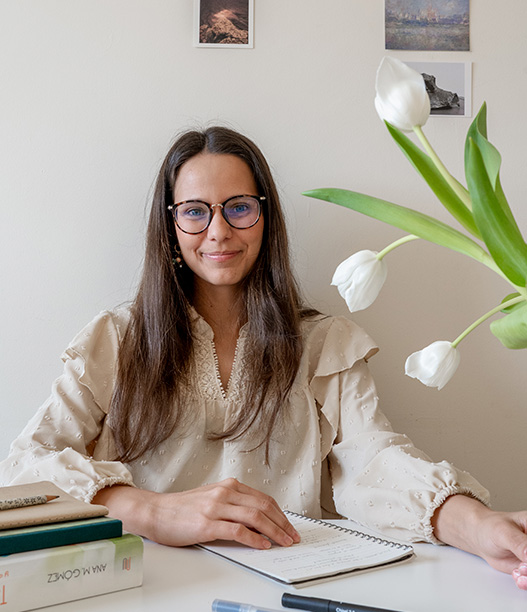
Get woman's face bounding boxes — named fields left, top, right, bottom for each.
left=172, top=153, right=264, bottom=294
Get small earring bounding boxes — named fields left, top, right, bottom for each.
left=173, top=244, right=184, bottom=269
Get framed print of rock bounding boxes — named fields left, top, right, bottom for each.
left=385, top=0, right=470, bottom=51
left=406, top=60, right=472, bottom=117
left=194, top=0, right=254, bottom=48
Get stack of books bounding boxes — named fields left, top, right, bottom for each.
left=0, top=482, right=143, bottom=612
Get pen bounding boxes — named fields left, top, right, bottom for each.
left=212, top=599, right=283, bottom=612
left=0, top=494, right=59, bottom=511
left=281, top=593, right=404, bottom=612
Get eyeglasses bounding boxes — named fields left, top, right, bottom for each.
left=168, top=194, right=265, bottom=234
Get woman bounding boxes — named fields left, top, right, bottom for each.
left=1, top=127, right=526, bottom=588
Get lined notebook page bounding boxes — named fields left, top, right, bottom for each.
left=197, top=511, right=413, bottom=585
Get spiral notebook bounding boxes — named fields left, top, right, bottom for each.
left=196, top=511, right=414, bottom=586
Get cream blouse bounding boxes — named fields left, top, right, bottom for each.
left=0, top=308, right=489, bottom=543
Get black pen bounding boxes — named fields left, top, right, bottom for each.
left=281, top=593, right=404, bottom=612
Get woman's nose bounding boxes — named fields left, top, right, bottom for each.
left=206, top=206, right=232, bottom=239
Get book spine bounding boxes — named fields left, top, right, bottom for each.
left=0, top=534, right=143, bottom=612
left=1, top=518, right=123, bottom=555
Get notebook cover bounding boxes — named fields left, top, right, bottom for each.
left=0, top=482, right=108, bottom=529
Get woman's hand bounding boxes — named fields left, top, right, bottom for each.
left=432, top=494, right=527, bottom=590
left=92, top=478, right=301, bottom=550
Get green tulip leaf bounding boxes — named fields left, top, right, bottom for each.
left=493, top=173, right=523, bottom=234
left=466, top=138, right=527, bottom=287
left=386, top=122, right=480, bottom=238
left=303, top=188, right=489, bottom=263
left=465, top=103, right=501, bottom=188
left=490, top=301, right=527, bottom=349
left=500, top=293, right=523, bottom=313
left=465, top=103, right=522, bottom=234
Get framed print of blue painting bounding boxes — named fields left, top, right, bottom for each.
left=385, top=0, right=470, bottom=51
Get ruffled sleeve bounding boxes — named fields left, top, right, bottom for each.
left=306, top=316, right=378, bottom=462
left=305, top=316, right=490, bottom=543
left=0, top=310, right=135, bottom=502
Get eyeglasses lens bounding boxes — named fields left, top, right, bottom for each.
left=223, top=196, right=260, bottom=228
left=175, top=196, right=260, bottom=233
left=175, top=202, right=210, bottom=233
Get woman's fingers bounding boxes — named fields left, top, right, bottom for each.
left=208, top=518, right=274, bottom=549
left=513, top=563, right=527, bottom=590
left=202, top=478, right=301, bottom=546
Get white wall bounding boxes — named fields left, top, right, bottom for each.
left=1, top=1, right=525, bottom=510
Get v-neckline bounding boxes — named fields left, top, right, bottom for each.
left=211, top=335, right=242, bottom=400
left=191, top=308, right=248, bottom=401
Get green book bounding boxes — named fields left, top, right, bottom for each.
left=0, top=516, right=123, bottom=556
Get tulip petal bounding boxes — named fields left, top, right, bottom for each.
left=331, top=250, right=387, bottom=312
left=375, top=57, right=430, bottom=132
left=405, top=341, right=460, bottom=390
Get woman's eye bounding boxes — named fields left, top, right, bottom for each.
left=182, top=206, right=207, bottom=218
left=232, top=204, right=249, bottom=213
left=227, top=202, right=252, bottom=216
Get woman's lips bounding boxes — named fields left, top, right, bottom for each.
left=201, top=251, right=240, bottom=262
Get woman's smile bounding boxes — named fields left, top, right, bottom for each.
left=201, top=249, right=240, bottom=262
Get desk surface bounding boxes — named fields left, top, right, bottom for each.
left=55, top=533, right=526, bottom=612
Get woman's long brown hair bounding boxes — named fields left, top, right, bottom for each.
left=109, top=127, right=315, bottom=462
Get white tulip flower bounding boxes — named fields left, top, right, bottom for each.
left=332, top=250, right=387, bottom=313
left=405, top=341, right=460, bottom=390
left=374, top=56, right=431, bottom=132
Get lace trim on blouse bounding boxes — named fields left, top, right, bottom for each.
left=192, top=316, right=248, bottom=405
left=211, top=338, right=242, bottom=400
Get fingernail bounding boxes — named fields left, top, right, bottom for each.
left=284, top=535, right=293, bottom=546
left=288, top=527, right=300, bottom=541
left=518, top=576, right=527, bottom=590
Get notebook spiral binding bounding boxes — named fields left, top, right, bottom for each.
left=284, top=511, right=412, bottom=551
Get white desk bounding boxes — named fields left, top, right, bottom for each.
left=54, top=535, right=526, bottom=612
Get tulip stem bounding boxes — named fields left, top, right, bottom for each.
left=377, top=234, right=420, bottom=260
left=451, top=295, right=526, bottom=348
left=413, top=126, right=472, bottom=210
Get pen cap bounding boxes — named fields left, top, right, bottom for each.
left=212, top=600, right=283, bottom=612
left=213, top=601, right=245, bottom=612
left=282, top=594, right=329, bottom=612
